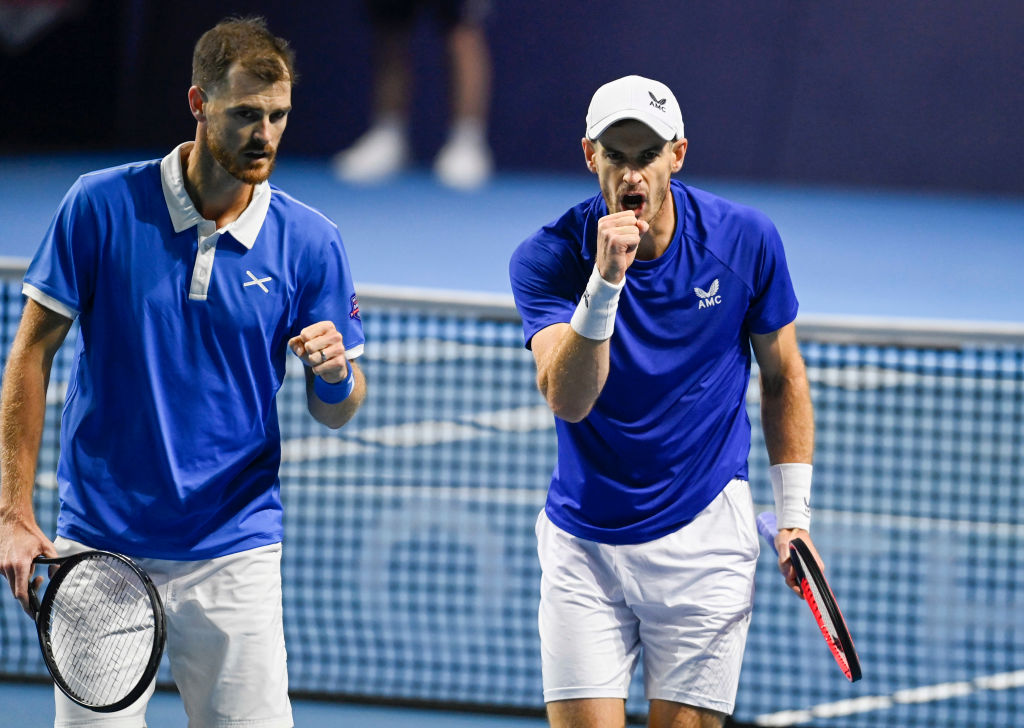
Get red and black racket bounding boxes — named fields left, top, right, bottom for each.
left=757, top=512, right=861, bottom=682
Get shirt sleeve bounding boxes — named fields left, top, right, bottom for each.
left=745, top=218, right=799, bottom=335
left=509, top=234, right=589, bottom=348
left=293, top=229, right=365, bottom=359
left=23, top=177, right=101, bottom=319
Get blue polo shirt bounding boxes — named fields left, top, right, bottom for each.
left=24, top=144, right=365, bottom=559
left=509, top=179, right=798, bottom=544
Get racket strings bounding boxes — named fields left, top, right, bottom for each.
left=45, top=556, right=156, bottom=706
left=799, top=576, right=852, bottom=674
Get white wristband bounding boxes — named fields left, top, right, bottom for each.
left=570, top=267, right=625, bottom=341
left=769, top=463, right=812, bottom=531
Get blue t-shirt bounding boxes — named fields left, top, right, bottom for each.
left=23, top=147, right=365, bottom=559
left=509, top=179, right=798, bottom=544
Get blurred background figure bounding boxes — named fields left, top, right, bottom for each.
left=332, top=0, right=493, bottom=189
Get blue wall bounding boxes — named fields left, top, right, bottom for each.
left=3, top=1, right=1021, bottom=195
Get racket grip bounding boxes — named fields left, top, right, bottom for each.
left=756, top=511, right=779, bottom=554
left=27, top=580, right=40, bottom=617
left=27, top=555, right=62, bottom=618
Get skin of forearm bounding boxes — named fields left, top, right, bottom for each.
left=1, top=302, right=69, bottom=519
left=537, top=329, right=609, bottom=423
left=0, top=353, right=49, bottom=516
left=759, top=368, right=814, bottom=465
left=305, top=364, right=366, bottom=430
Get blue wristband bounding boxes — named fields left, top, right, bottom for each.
left=313, top=363, right=355, bottom=404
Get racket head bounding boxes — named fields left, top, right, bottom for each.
left=788, top=538, right=862, bottom=682
left=33, top=550, right=166, bottom=712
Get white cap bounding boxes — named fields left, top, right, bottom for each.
left=585, top=75, right=684, bottom=142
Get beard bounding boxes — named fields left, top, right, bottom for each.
left=208, top=132, right=276, bottom=185
left=613, top=182, right=668, bottom=223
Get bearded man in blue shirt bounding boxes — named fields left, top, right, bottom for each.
left=0, top=17, right=365, bottom=728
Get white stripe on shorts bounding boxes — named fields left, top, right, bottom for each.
left=536, top=479, right=759, bottom=714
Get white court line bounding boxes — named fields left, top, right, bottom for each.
left=744, top=364, right=1017, bottom=404
left=767, top=505, right=1024, bottom=540
left=355, top=420, right=483, bottom=448
left=754, top=670, right=1024, bottom=726
left=805, top=365, right=1018, bottom=392
left=281, top=405, right=553, bottom=462
left=466, top=404, right=554, bottom=431
left=281, top=436, right=374, bottom=461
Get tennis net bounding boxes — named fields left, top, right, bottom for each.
left=0, top=270, right=1021, bottom=728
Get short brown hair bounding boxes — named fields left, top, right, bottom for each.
left=192, top=16, right=297, bottom=91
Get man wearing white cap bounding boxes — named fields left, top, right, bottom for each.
left=509, top=75, right=820, bottom=727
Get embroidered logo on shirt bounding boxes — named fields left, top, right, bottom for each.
left=349, top=294, right=361, bottom=320
left=695, top=279, right=722, bottom=309
left=243, top=270, right=272, bottom=293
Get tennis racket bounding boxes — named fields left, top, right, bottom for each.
left=756, top=512, right=862, bottom=682
left=27, top=550, right=166, bottom=712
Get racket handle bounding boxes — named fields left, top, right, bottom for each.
left=27, top=555, right=63, bottom=618
left=27, top=580, right=40, bottom=617
left=756, top=511, right=779, bottom=554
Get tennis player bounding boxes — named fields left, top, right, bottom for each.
left=509, top=75, right=822, bottom=728
left=0, top=17, right=364, bottom=728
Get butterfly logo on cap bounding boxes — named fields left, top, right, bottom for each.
left=649, top=91, right=667, bottom=111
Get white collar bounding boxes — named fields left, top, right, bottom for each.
left=159, top=142, right=271, bottom=249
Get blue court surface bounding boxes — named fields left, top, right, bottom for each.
left=0, top=680, right=549, bottom=728
left=1, top=152, right=1022, bottom=323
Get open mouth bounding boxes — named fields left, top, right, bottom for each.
left=243, top=149, right=270, bottom=161
left=622, top=194, right=645, bottom=212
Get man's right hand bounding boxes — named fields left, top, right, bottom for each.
left=0, top=509, right=57, bottom=615
left=594, top=210, right=649, bottom=284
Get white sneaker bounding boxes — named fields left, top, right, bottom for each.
left=332, top=123, right=408, bottom=184
left=433, top=124, right=493, bottom=190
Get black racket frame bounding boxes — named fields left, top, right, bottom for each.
left=789, top=538, right=862, bottom=682
left=29, top=550, right=167, bottom=712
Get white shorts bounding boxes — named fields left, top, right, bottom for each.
left=536, top=479, right=759, bottom=715
left=52, top=538, right=292, bottom=728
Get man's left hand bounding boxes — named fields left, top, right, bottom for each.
left=289, top=322, right=348, bottom=383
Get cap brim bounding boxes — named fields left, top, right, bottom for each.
left=586, top=110, right=677, bottom=141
